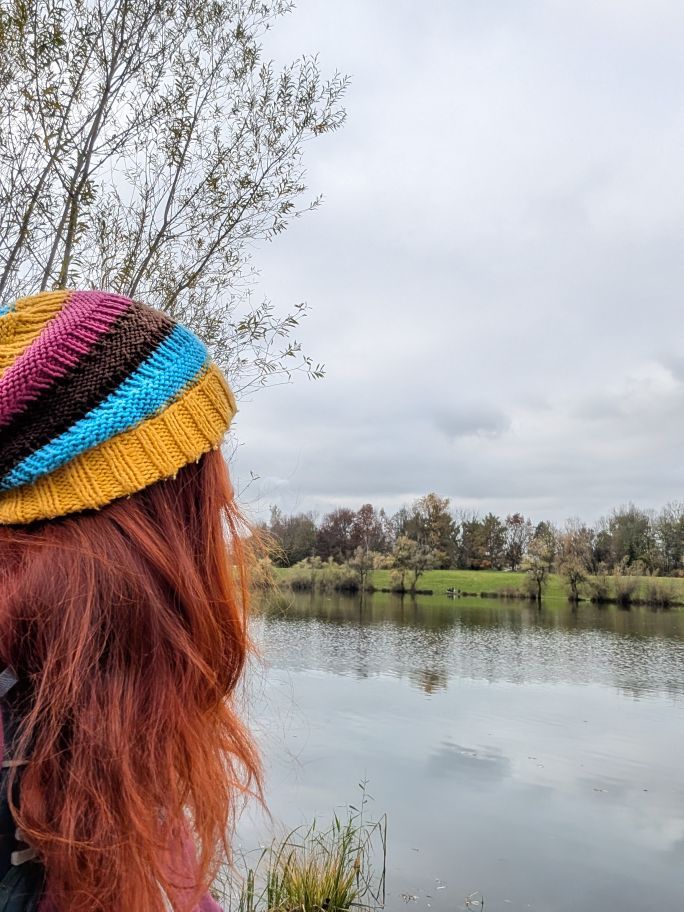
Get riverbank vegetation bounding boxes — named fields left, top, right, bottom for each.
left=268, top=564, right=683, bottom=606
left=258, top=496, right=684, bottom=604
left=213, top=790, right=386, bottom=912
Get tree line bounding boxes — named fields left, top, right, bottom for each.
left=261, top=496, right=684, bottom=589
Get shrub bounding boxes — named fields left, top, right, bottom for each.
left=251, top=557, right=277, bottom=591
left=645, top=580, right=674, bottom=609
left=587, top=574, right=611, bottom=604
left=372, top=552, right=394, bottom=570
left=627, top=559, right=648, bottom=577
left=615, top=575, right=638, bottom=606
left=285, top=558, right=361, bottom=593
left=321, top=562, right=360, bottom=593
left=521, top=575, right=539, bottom=599
left=288, top=566, right=316, bottom=591
left=388, top=569, right=405, bottom=592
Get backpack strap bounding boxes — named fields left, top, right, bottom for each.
left=0, top=671, right=17, bottom=702
left=0, top=670, right=36, bottom=869
left=0, top=671, right=27, bottom=771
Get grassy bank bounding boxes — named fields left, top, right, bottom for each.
left=273, top=566, right=684, bottom=605
left=371, top=567, right=568, bottom=597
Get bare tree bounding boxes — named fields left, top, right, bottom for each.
left=523, top=534, right=555, bottom=605
left=655, top=502, right=684, bottom=574
left=349, top=544, right=374, bottom=594
left=557, top=518, right=593, bottom=603
left=0, top=0, right=347, bottom=392
left=504, top=513, right=533, bottom=570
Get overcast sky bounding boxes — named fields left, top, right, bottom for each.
left=230, top=0, right=684, bottom=526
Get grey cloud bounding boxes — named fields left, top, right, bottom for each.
left=659, top=354, right=684, bottom=383
left=434, top=406, right=511, bottom=439
left=230, top=0, right=684, bottom=525
left=572, top=395, right=626, bottom=421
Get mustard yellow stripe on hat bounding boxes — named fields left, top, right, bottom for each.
left=0, top=290, right=71, bottom=377
left=0, top=363, right=237, bottom=524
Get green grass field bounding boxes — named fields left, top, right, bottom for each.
left=369, top=568, right=569, bottom=598
left=274, top=566, right=684, bottom=604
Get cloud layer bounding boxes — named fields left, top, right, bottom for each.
left=231, top=0, right=684, bottom=524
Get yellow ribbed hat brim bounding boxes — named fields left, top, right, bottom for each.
left=0, top=364, right=236, bottom=525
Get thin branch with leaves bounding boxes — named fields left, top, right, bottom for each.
left=0, top=0, right=347, bottom=392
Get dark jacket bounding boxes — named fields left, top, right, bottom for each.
left=0, top=670, right=44, bottom=912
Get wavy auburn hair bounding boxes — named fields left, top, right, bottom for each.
left=0, top=448, right=262, bottom=912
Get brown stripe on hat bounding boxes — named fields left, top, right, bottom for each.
left=0, top=303, right=175, bottom=480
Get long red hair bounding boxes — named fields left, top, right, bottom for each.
left=0, top=448, right=262, bottom=911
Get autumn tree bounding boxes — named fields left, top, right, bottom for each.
left=532, top=521, right=558, bottom=571
left=350, top=504, right=387, bottom=555
left=267, top=505, right=316, bottom=566
left=399, top=493, right=456, bottom=569
left=479, top=512, right=507, bottom=569
left=392, top=535, right=434, bottom=593
left=605, top=505, right=656, bottom=571
left=0, top=0, right=347, bottom=392
left=504, top=513, right=533, bottom=570
left=348, top=545, right=375, bottom=593
left=557, top=519, right=593, bottom=602
left=590, top=517, right=614, bottom=573
left=456, top=512, right=482, bottom=569
left=378, top=507, right=396, bottom=553
left=315, top=508, right=357, bottom=562
left=655, top=503, right=684, bottom=574
left=523, top=530, right=556, bottom=604
left=453, top=512, right=505, bottom=569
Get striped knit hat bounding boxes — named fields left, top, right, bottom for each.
left=0, top=290, right=237, bottom=525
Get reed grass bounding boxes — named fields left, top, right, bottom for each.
left=215, top=785, right=386, bottom=912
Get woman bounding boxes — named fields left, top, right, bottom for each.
left=0, top=290, right=262, bottom=911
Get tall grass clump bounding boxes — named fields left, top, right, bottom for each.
left=287, top=558, right=361, bottom=593
left=251, top=557, right=278, bottom=591
left=587, top=572, right=611, bottom=604
left=644, top=579, right=674, bottom=609
left=614, top=575, right=639, bottom=607
left=215, top=786, right=386, bottom=912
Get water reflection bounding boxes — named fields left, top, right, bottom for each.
left=242, top=592, right=684, bottom=912
left=254, top=592, right=684, bottom=700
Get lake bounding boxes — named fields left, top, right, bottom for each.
left=238, top=592, right=684, bottom=912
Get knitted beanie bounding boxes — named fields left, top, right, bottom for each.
left=0, top=290, right=237, bottom=525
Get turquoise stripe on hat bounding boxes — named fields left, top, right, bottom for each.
left=1, top=324, right=208, bottom=491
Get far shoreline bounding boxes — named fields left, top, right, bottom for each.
left=268, top=565, right=684, bottom=609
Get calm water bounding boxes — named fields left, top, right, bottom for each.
left=238, top=593, right=684, bottom=912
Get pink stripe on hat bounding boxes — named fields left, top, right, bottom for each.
left=0, top=291, right=130, bottom=430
